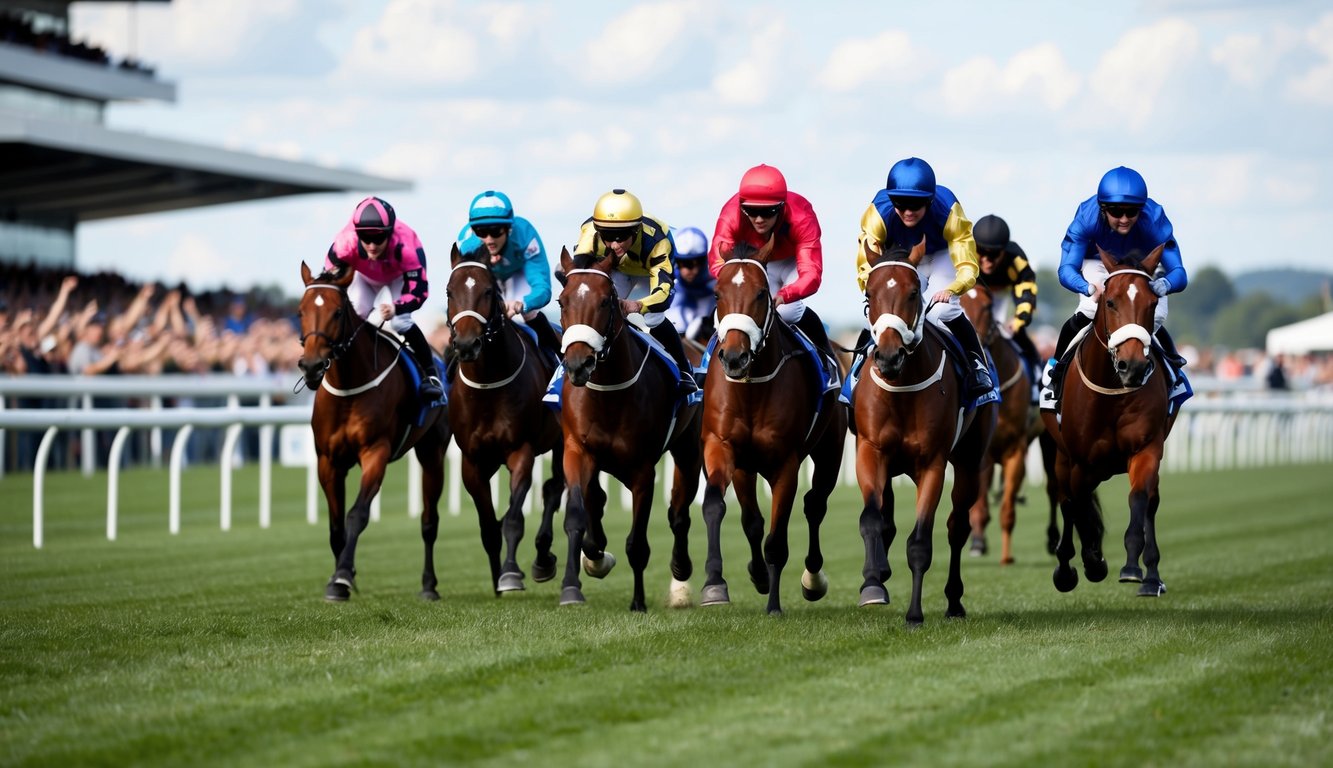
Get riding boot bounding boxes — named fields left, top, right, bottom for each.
left=402, top=323, right=443, bottom=401
left=1154, top=325, right=1186, bottom=368
left=526, top=312, right=563, bottom=365
left=793, top=308, right=833, bottom=355
left=649, top=321, right=697, bottom=392
left=944, top=314, right=994, bottom=400
left=1049, top=313, right=1093, bottom=403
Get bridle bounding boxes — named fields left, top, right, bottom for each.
left=1090, top=268, right=1155, bottom=356
left=715, top=258, right=778, bottom=356
left=865, top=260, right=928, bottom=353
left=299, top=282, right=363, bottom=374
left=446, top=261, right=506, bottom=346
left=560, top=267, right=625, bottom=364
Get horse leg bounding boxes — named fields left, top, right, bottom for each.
left=1040, top=430, right=1061, bottom=555
left=319, top=455, right=351, bottom=601
left=968, top=457, right=994, bottom=557
left=623, top=467, right=658, bottom=613
left=1069, top=475, right=1108, bottom=584
left=460, top=456, right=504, bottom=595
left=945, top=461, right=980, bottom=619
left=496, top=445, right=537, bottom=593
left=856, top=439, right=892, bottom=606
left=332, top=445, right=391, bottom=597
left=665, top=433, right=701, bottom=608
left=734, top=469, right=769, bottom=596
left=414, top=436, right=445, bottom=601
left=1127, top=449, right=1166, bottom=596
left=559, top=445, right=592, bottom=606
left=905, top=464, right=946, bottom=626
left=583, top=473, right=613, bottom=570
left=1051, top=453, right=1081, bottom=592
left=998, top=444, right=1027, bottom=565
left=531, top=442, right=564, bottom=583
left=760, top=460, right=801, bottom=616
left=801, top=426, right=844, bottom=603
left=700, top=439, right=734, bottom=606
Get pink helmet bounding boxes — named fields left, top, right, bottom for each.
left=352, top=196, right=396, bottom=231
left=738, top=164, right=787, bottom=206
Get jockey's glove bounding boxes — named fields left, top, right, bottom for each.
left=1150, top=278, right=1170, bottom=297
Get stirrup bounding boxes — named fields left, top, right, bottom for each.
left=421, top=375, right=443, bottom=398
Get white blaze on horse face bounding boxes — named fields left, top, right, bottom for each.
left=314, top=295, right=325, bottom=307
left=465, top=276, right=476, bottom=290
left=577, top=283, right=591, bottom=298
left=886, top=276, right=899, bottom=290
left=967, top=288, right=978, bottom=299
left=731, top=270, right=746, bottom=286
left=1127, top=283, right=1139, bottom=304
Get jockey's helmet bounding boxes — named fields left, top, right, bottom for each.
left=674, top=226, right=709, bottom=262
left=973, top=214, right=1010, bottom=251
left=885, top=157, right=936, bottom=199
left=468, top=190, right=514, bottom=227
left=353, top=196, right=396, bottom=232
left=1097, top=166, right=1148, bottom=205
left=738, top=164, right=787, bottom=206
left=592, top=189, right=643, bottom=229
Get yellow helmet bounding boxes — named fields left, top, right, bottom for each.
left=592, top=188, right=643, bottom=228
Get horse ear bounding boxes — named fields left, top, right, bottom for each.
left=1096, top=244, right=1116, bottom=271
left=333, top=266, right=355, bottom=288
left=1142, top=243, right=1165, bottom=274
left=861, top=237, right=885, bottom=267
left=907, top=235, right=928, bottom=266
left=559, top=246, right=573, bottom=276
left=450, top=242, right=464, bottom=268
left=300, top=261, right=314, bottom=286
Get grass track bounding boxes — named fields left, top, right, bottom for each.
left=2, top=463, right=1331, bottom=766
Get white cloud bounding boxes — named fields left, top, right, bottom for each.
left=166, top=233, right=230, bottom=286
left=941, top=43, right=1081, bottom=116
left=1211, top=33, right=1267, bottom=86
left=577, top=2, right=694, bottom=83
left=712, top=18, right=787, bottom=107
left=1286, top=13, right=1333, bottom=105
left=1089, top=18, right=1200, bottom=130
left=818, top=30, right=927, bottom=92
left=335, top=0, right=479, bottom=86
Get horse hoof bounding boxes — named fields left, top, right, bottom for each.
left=1000, top=556, right=1015, bottom=566
left=1084, top=558, right=1109, bottom=583
left=559, top=586, right=586, bottom=606
left=667, top=578, right=693, bottom=609
left=324, top=582, right=350, bottom=602
left=748, top=560, right=770, bottom=595
left=969, top=537, right=987, bottom=557
left=1137, top=579, right=1167, bottom=597
left=1118, top=566, right=1144, bottom=583
left=766, top=606, right=784, bottom=617
left=801, top=569, right=829, bottom=602
left=858, top=585, right=888, bottom=606
left=946, top=604, right=967, bottom=619
left=905, top=613, right=924, bottom=627
left=419, top=589, right=440, bottom=602
left=1053, top=565, right=1079, bottom=593
left=531, top=555, right=558, bottom=583
left=581, top=552, right=616, bottom=579
left=700, top=583, right=731, bottom=606
left=496, top=572, right=526, bottom=593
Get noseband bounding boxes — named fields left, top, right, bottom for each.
left=715, top=258, right=777, bottom=354
left=561, top=268, right=623, bottom=363
left=447, top=262, right=506, bottom=344
left=300, top=283, right=360, bottom=368
left=1094, top=269, right=1155, bottom=355
left=866, top=260, right=927, bottom=352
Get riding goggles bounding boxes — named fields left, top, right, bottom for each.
left=740, top=203, right=784, bottom=219
left=890, top=196, right=930, bottom=212
left=1101, top=204, right=1143, bottom=219
left=474, top=224, right=510, bottom=239
left=357, top=229, right=389, bottom=245
left=596, top=227, right=637, bottom=243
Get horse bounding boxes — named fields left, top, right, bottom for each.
left=959, top=282, right=1051, bottom=564
left=699, top=240, right=847, bottom=615
left=297, top=262, right=452, bottom=602
left=1042, top=244, right=1177, bottom=597
left=445, top=244, right=565, bottom=595
left=852, top=237, right=996, bottom=625
left=553, top=247, right=703, bottom=611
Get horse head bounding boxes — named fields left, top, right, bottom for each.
left=1094, top=243, right=1164, bottom=387
left=961, top=282, right=997, bottom=345
left=557, top=246, right=620, bottom=386
left=446, top=243, right=505, bottom=362
left=863, top=236, right=928, bottom=379
left=297, top=261, right=356, bottom=389
left=714, top=237, right=777, bottom=378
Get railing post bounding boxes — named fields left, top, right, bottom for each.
left=169, top=425, right=193, bottom=535
left=107, top=426, right=131, bottom=541
left=33, top=426, right=58, bottom=548
left=81, top=393, right=94, bottom=477
left=260, top=393, right=273, bottom=529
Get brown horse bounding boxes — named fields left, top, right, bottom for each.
left=699, top=241, right=847, bottom=615
left=853, top=238, right=996, bottom=625
left=445, top=244, right=565, bottom=595
left=297, top=263, right=451, bottom=602
left=554, top=247, right=703, bottom=611
left=1043, top=244, right=1176, bottom=597
left=960, top=283, right=1043, bottom=564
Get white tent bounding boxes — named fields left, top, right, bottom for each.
left=1266, top=311, right=1333, bottom=355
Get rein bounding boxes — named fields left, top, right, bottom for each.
left=449, top=261, right=529, bottom=390
left=561, top=267, right=625, bottom=364
left=865, top=260, right=928, bottom=352
left=1079, top=268, right=1157, bottom=396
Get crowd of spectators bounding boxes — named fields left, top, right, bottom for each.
left=1, top=10, right=155, bottom=76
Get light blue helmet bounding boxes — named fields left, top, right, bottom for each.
left=886, top=157, right=936, bottom=199
left=674, top=226, right=709, bottom=261
left=1097, top=167, right=1147, bottom=205
left=468, top=190, right=515, bottom=227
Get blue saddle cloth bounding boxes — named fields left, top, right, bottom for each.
left=542, top=326, right=699, bottom=411
left=514, top=320, right=563, bottom=371
left=401, top=347, right=447, bottom=425
left=839, top=328, right=1000, bottom=410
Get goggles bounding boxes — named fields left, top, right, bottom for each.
left=1101, top=204, right=1143, bottom=220
left=740, top=203, right=784, bottom=219
left=357, top=229, right=389, bottom=245
left=473, top=224, right=510, bottom=239
left=596, top=227, right=636, bottom=243
left=890, top=196, right=930, bottom=212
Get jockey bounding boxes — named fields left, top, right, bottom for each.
left=665, top=226, right=717, bottom=344
left=325, top=196, right=442, bottom=401
left=973, top=214, right=1042, bottom=372
left=573, top=188, right=696, bottom=390
left=707, top=164, right=834, bottom=356
left=455, top=190, right=561, bottom=356
left=854, top=157, right=994, bottom=399
left=1047, top=166, right=1188, bottom=398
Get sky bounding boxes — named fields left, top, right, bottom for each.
left=67, top=0, right=1333, bottom=329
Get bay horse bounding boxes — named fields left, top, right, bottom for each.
left=297, top=262, right=451, bottom=602
left=959, top=283, right=1050, bottom=564
left=853, top=238, right=996, bottom=625
left=445, top=244, right=565, bottom=595
left=700, top=240, right=847, bottom=615
left=1042, top=244, right=1176, bottom=597
left=554, top=247, right=703, bottom=611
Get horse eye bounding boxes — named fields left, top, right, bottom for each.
left=1106, top=300, right=1116, bottom=310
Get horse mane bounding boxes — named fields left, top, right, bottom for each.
left=571, top=252, right=607, bottom=270
left=884, top=243, right=913, bottom=262
left=457, top=245, right=490, bottom=266
left=726, top=236, right=776, bottom=262
left=315, top=267, right=345, bottom=284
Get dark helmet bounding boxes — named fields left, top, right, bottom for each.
left=353, top=196, right=396, bottom=231
left=973, top=214, right=1010, bottom=251
left=1097, top=166, right=1148, bottom=205
left=885, top=157, right=936, bottom=199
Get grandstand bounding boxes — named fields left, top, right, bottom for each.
left=0, top=0, right=410, bottom=269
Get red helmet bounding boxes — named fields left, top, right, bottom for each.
left=738, top=164, right=787, bottom=206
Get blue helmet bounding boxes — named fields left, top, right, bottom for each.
left=674, top=226, right=709, bottom=261
left=886, top=157, right=936, bottom=198
left=468, top=190, right=515, bottom=227
left=1097, top=167, right=1147, bottom=205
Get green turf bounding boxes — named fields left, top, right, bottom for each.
left=2, top=461, right=1330, bottom=767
